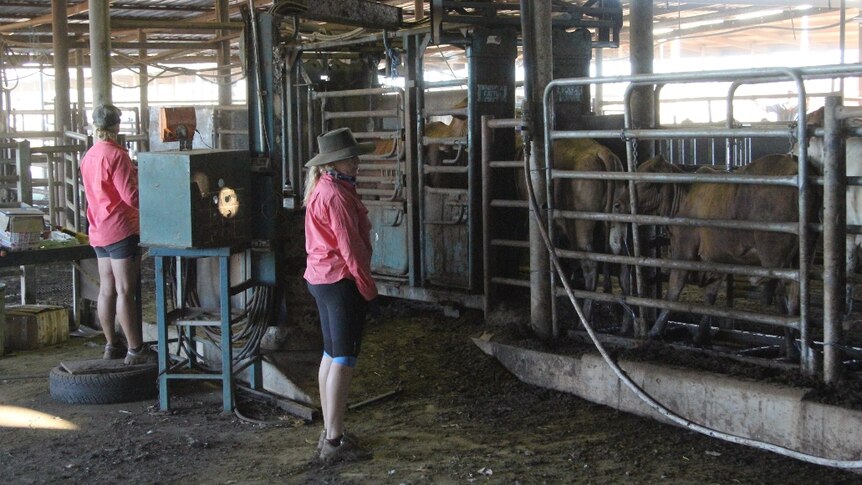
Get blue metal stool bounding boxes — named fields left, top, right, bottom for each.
left=151, top=245, right=262, bottom=412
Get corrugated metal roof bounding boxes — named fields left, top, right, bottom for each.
left=0, top=2, right=853, bottom=64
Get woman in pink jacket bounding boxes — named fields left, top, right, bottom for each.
left=80, top=104, right=152, bottom=365
left=303, top=128, right=378, bottom=464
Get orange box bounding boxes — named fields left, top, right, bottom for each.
left=159, top=107, right=197, bottom=142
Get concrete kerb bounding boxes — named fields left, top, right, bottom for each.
left=473, top=338, right=862, bottom=466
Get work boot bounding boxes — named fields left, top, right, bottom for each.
left=319, top=434, right=371, bottom=464
left=316, top=430, right=359, bottom=453
left=124, top=345, right=158, bottom=365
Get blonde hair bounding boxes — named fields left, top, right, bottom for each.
left=95, top=126, right=119, bottom=142
left=302, top=163, right=334, bottom=207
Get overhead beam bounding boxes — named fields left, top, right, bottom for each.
left=0, top=0, right=93, bottom=33
left=276, top=0, right=403, bottom=30
left=660, top=0, right=840, bottom=6
left=2, top=54, right=240, bottom=67
left=111, top=19, right=243, bottom=30
left=652, top=7, right=834, bottom=42
left=112, top=41, right=219, bottom=50
left=0, top=23, right=90, bottom=34
left=0, top=35, right=85, bottom=49
left=651, top=6, right=767, bottom=28
left=111, top=3, right=214, bottom=13
left=0, top=39, right=221, bottom=51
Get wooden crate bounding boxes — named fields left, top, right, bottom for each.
left=4, top=305, right=69, bottom=350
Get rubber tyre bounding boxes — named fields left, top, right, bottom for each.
left=49, top=364, right=158, bottom=404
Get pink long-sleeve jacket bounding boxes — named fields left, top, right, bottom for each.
left=303, top=172, right=377, bottom=302
left=80, top=139, right=140, bottom=247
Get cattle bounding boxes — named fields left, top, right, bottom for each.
left=545, top=138, right=628, bottom=324
left=423, top=98, right=468, bottom=188
left=356, top=99, right=467, bottom=197
left=627, top=154, right=815, bottom=356
left=796, top=109, right=862, bottom=322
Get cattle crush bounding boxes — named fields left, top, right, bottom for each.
left=241, top=3, right=862, bottom=467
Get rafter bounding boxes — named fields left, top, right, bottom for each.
left=0, top=2, right=90, bottom=33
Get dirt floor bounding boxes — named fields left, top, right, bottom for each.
left=1, top=261, right=862, bottom=484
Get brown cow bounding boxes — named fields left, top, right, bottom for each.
left=795, top=107, right=862, bottom=321
left=424, top=98, right=468, bottom=188
left=551, top=138, right=628, bottom=323
left=355, top=137, right=403, bottom=199
left=629, top=154, right=814, bottom=355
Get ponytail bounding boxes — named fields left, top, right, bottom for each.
left=303, top=165, right=323, bottom=206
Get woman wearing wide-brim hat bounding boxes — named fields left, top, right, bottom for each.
left=303, top=127, right=379, bottom=464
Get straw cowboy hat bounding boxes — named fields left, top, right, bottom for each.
left=305, top=127, right=375, bottom=167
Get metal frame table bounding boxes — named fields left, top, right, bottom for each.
left=0, top=244, right=96, bottom=325
left=150, top=245, right=262, bottom=412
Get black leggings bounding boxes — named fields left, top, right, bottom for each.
left=306, top=279, right=366, bottom=366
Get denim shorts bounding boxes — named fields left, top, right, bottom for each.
left=93, top=234, right=140, bottom=260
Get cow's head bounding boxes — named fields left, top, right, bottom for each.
left=634, top=155, right=682, bottom=217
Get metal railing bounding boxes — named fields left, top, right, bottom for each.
left=534, top=63, right=862, bottom=380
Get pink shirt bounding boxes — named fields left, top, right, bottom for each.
left=80, top=140, right=140, bottom=247
left=304, top=172, right=377, bottom=301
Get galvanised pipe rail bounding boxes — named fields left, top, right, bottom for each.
left=543, top=64, right=831, bottom=374
left=551, top=286, right=799, bottom=329
left=551, top=168, right=799, bottom=186
left=552, top=126, right=795, bottom=139
left=313, top=86, right=404, bottom=98
left=553, top=209, right=799, bottom=235
left=554, top=247, right=799, bottom=282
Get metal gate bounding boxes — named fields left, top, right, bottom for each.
left=419, top=85, right=470, bottom=289
left=315, top=86, right=411, bottom=279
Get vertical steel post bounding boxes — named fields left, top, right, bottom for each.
left=522, top=0, right=554, bottom=340
left=284, top=32, right=303, bottom=201
left=52, top=0, right=71, bottom=134
left=481, top=115, right=493, bottom=315
left=138, top=30, right=149, bottom=152
left=216, top=0, right=232, bottom=107
left=52, top=0, right=70, bottom=230
left=628, top=0, right=656, bottom=324
left=629, top=0, right=654, bottom=156
left=0, top=48, right=6, bottom=135
left=220, top=254, right=234, bottom=412
left=552, top=28, right=592, bottom=127
left=404, top=34, right=421, bottom=287
left=88, top=0, right=112, bottom=106
left=823, top=95, right=846, bottom=383
left=155, top=256, right=170, bottom=410
left=15, top=140, right=32, bottom=206
left=788, top=70, right=814, bottom=375
left=466, top=28, right=517, bottom=293
left=75, top=48, right=86, bottom=130
left=415, top=35, right=427, bottom=287
left=594, top=48, right=604, bottom=115
left=839, top=0, right=846, bottom=95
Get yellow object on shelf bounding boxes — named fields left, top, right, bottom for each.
left=59, top=227, right=89, bottom=245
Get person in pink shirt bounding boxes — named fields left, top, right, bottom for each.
left=303, top=127, right=379, bottom=464
left=80, top=104, right=153, bottom=365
